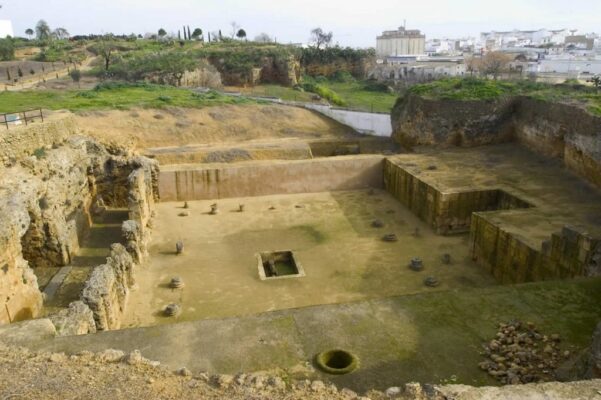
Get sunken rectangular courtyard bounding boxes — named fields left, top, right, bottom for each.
left=84, top=143, right=600, bottom=391
left=5, top=134, right=601, bottom=393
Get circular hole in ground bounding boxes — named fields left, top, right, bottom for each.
left=315, top=349, right=359, bottom=375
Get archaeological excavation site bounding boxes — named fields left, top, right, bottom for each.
left=1, top=90, right=601, bottom=399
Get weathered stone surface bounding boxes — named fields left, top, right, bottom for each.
left=81, top=244, right=135, bottom=331
left=391, top=94, right=601, bottom=190
left=0, top=318, right=56, bottom=344
left=49, top=301, right=96, bottom=336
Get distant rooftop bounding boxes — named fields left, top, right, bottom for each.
left=378, top=27, right=425, bottom=40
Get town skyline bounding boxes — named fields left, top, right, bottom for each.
left=2, top=0, right=600, bottom=48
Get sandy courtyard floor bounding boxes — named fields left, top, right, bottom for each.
left=123, top=189, right=497, bottom=327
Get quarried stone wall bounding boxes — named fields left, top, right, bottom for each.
left=81, top=244, right=135, bottom=331
left=470, top=214, right=601, bottom=284
left=391, top=94, right=601, bottom=190
left=391, top=95, right=516, bottom=149
left=384, top=159, right=530, bottom=235
left=0, top=120, right=158, bottom=328
left=159, top=155, right=385, bottom=201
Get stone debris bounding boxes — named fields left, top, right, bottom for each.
left=169, top=277, right=184, bottom=289
left=1, top=343, right=600, bottom=400
left=210, top=203, right=219, bottom=215
left=124, top=350, right=144, bottom=365
left=410, top=258, right=424, bottom=271
left=183, top=201, right=189, bottom=209
left=178, top=211, right=190, bottom=217
left=424, top=277, right=440, bottom=287
left=176, top=240, right=184, bottom=255
left=441, top=253, right=452, bottom=265
left=164, top=304, right=181, bottom=317
left=239, top=204, right=245, bottom=212
left=372, top=219, right=385, bottom=228
left=382, top=233, right=398, bottom=242
left=480, top=320, right=566, bottom=384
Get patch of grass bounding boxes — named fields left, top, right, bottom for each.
left=0, top=83, right=256, bottom=113
left=302, top=82, right=347, bottom=107
left=408, top=78, right=601, bottom=114
left=302, top=76, right=397, bottom=112
left=320, top=80, right=397, bottom=113
left=234, top=84, right=314, bottom=102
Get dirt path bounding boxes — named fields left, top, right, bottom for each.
left=3, top=55, right=96, bottom=92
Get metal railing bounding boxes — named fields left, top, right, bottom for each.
left=0, top=109, right=44, bottom=129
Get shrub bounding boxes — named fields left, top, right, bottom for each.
left=302, top=82, right=346, bottom=106
left=33, top=147, right=47, bottom=159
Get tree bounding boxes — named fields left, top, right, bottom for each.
left=465, top=56, right=481, bottom=76
left=481, top=51, right=512, bottom=80
left=310, top=27, right=333, bottom=50
left=158, top=28, right=167, bottom=38
left=187, top=26, right=191, bottom=41
left=69, top=69, right=81, bottom=87
left=236, top=29, right=247, bottom=40
left=589, top=75, right=601, bottom=89
left=0, top=38, right=14, bottom=61
left=25, top=28, right=34, bottom=40
left=254, top=33, right=272, bottom=43
left=192, top=28, right=203, bottom=39
left=91, top=35, right=118, bottom=71
left=230, top=21, right=240, bottom=38
left=35, top=20, right=51, bottom=41
left=52, top=27, right=70, bottom=40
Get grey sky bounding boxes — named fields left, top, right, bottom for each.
left=3, top=0, right=600, bottom=47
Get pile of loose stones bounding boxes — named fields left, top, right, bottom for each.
left=479, top=320, right=569, bottom=385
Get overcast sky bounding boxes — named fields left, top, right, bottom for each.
left=3, top=0, right=600, bottom=47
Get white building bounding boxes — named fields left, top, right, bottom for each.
left=480, top=29, right=571, bottom=49
left=376, top=27, right=425, bottom=59
left=0, top=20, right=14, bottom=38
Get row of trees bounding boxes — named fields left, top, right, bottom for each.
left=155, top=22, right=249, bottom=43
left=24, top=20, right=69, bottom=41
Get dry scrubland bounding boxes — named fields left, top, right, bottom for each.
left=73, top=104, right=356, bottom=150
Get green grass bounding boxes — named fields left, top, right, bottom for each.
left=320, top=80, right=398, bottom=113
left=301, top=75, right=398, bottom=112
left=409, top=78, right=601, bottom=115
left=0, top=82, right=255, bottom=113
left=235, top=84, right=314, bottom=102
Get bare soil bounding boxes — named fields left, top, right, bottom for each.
left=73, top=104, right=357, bottom=150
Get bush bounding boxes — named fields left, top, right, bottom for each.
left=330, top=71, right=355, bottom=83
left=0, top=38, right=15, bottom=61
left=302, top=82, right=346, bottom=106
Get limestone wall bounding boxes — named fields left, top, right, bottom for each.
left=391, top=94, right=601, bottom=189
left=159, top=156, right=385, bottom=201
left=81, top=244, right=135, bottom=331
left=391, top=95, right=516, bottom=149
left=0, top=114, right=77, bottom=168
left=470, top=213, right=601, bottom=284
left=0, top=128, right=158, bottom=328
left=384, top=159, right=530, bottom=235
